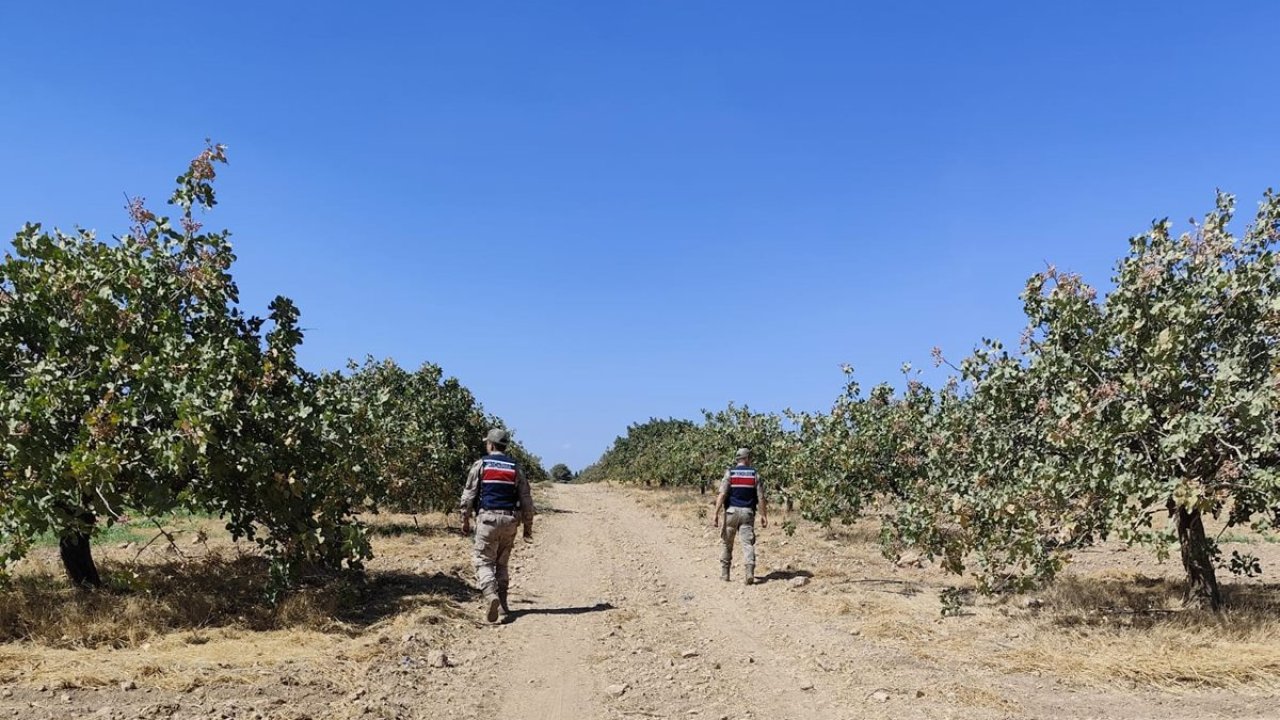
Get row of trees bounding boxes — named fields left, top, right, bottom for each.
left=578, top=407, right=786, bottom=492
left=586, top=189, right=1280, bottom=610
left=0, top=146, right=545, bottom=591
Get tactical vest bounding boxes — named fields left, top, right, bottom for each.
left=478, top=453, right=520, bottom=511
left=726, top=466, right=759, bottom=509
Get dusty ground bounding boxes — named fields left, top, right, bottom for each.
left=2, top=483, right=1279, bottom=719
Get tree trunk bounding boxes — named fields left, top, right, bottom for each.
left=58, top=507, right=102, bottom=588
left=1176, top=507, right=1221, bottom=610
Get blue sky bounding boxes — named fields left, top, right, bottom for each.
left=2, top=2, right=1277, bottom=470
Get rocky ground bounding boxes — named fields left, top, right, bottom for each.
left=2, top=483, right=1279, bottom=719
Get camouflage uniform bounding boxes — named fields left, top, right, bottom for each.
left=717, top=450, right=766, bottom=585
left=459, top=431, right=535, bottom=622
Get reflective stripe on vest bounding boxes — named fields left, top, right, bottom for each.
left=727, top=466, right=758, bottom=509
left=479, top=453, right=520, bottom=510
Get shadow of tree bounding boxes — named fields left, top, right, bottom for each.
left=841, top=577, right=922, bottom=597
left=340, top=570, right=479, bottom=626
left=365, top=521, right=458, bottom=539
left=0, top=554, right=482, bottom=646
left=1037, top=574, right=1280, bottom=631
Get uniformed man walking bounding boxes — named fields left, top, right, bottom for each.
left=712, top=447, right=768, bottom=585
left=458, top=428, right=535, bottom=622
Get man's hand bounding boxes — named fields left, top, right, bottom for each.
left=712, top=511, right=720, bottom=528
left=460, top=513, right=472, bottom=535
left=523, top=527, right=534, bottom=543
left=759, top=515, right=768, bottom=529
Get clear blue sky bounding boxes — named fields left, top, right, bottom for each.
left=2, top=2, right=1277, bottom=470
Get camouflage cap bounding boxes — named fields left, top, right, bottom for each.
left=485, top=428, right=510, bottom=445
left=735, top=447, right=751, bottom=460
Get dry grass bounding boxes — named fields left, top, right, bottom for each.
left=937, top=683, right=1019, bottom=712
left=0, top=511, right=479, bottom=692
left=678, top=486, right=1280, bottom=692
left=622, top=484, right=714, bottom=523
left=0, top=553, right=368, bottom=648
left=994, top=573, right=1280, bottom=689
left=0, top=629, right=345, bottom=689
left=1000, top=630, right=1280, bottom=690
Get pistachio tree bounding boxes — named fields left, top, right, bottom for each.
left=784, top=368, right=937, bottom=526
left=894, top=190, right=1280, bottom=608
left=342, top=357, right=489, bottom=512
left=0, top=146, right=370, bottom=588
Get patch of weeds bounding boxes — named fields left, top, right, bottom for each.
left=939, top=586, right=974, bottom=617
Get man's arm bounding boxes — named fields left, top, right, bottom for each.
left=711, top=470, right=730, bottom=527
left=757, top=473, right=768, bottom=529
left=516, top=467, right=536, bottom=539
left=458, top=460, right=482, bottom=533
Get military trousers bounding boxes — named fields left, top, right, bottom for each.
left=472, top=510, right=519, bottom=599
left=720, top=507, right=757, bottom=570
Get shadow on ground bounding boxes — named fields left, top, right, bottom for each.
left=344, top=569, right=479, bottom=625
left=365, top=521, right=459, bottom=538
left=1039, top=574, right=1280, bottom=630
left=757, top=569, right=814, bottom=584
left=502, top=602, right=616, bottom=623
left=0, top=555, right=481, bottom=647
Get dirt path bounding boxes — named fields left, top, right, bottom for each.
left=460, top=483, right=1278, bottom=720
left=470, top=483, right=948, bottom=719
left=4, top=483, right=1277, bottom=720
left=485, top=482, right=847, bottom=719
left=490, top=493, right=610, bottom=719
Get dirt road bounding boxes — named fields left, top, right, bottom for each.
left=472, top=482, right=853, bottom=720
left=4, top=483, right=1277, bottom=720
left=452, top=483, right=1277, bottom=720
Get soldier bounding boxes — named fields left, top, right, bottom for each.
left=712, top=447, right=768, bottom=585
left=458, top=428, right=535, bottom=622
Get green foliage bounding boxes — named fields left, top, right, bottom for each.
left=1226, top=550, right=1262, bottom=578
left=579, top=417, right=703, bottom=486
left=590, top=188, right=1280, bottom=610
left=580, top=407, right=785, bottom=491
left=0, top=144, right=372, bottom=586
left=938, top=586, right=970, bottom=618
left=866, top=190, right=1280, bottom=607
left=0, top=146, right=546, bottom=593
left=783, top=367, right=936, bottom=527
left=550, top=463, right=573, bottom=483
left=341, top=357, right=488, bottom=512
left=915, top=190, right=1280, bottom=607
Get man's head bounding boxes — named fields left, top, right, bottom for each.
left=735, top=447, right=751, bottom=464
left=485, top=427, right=510, bottom=453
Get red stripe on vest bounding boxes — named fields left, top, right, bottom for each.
left=482, top=468, right=517, bottom=483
